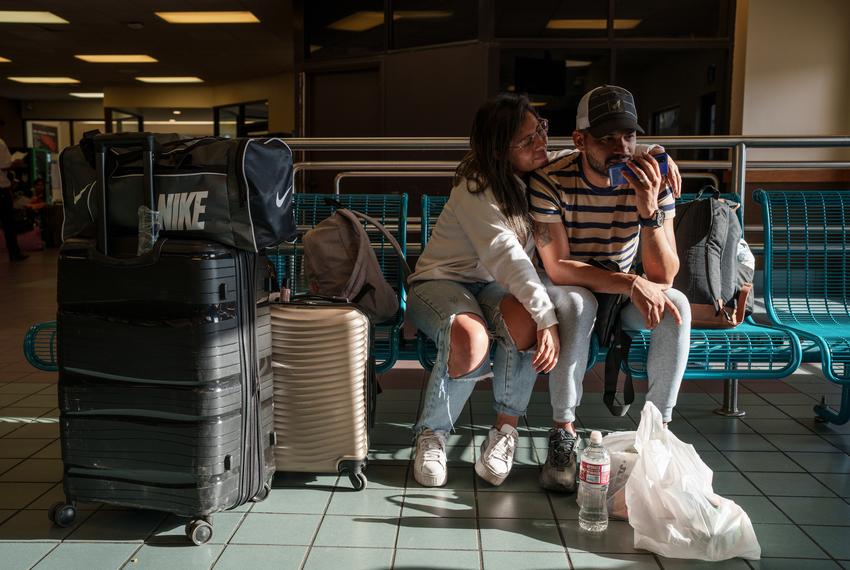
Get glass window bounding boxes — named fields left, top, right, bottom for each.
left=391, top=0, right=476, bottom=49
left=495, top=0, right=609, bottom=39
left=613, top=0, right=731, bottom=38
left=306, top=1, right=386, bottom=59
left=614, top=49, right=729, bottom=136
left=110, top=110, right=140, bottom=133
left=217, top=105, right=239, bottom=139
left=499, top=49, right=610, bottom=135
left=244, top=102, right=269, bottom=137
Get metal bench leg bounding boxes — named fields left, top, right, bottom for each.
left=814, top=385, right=850, bottom=425
left=714, top=378, right=746, bottom=417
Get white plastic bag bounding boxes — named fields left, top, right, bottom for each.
left=625, top=402, right=761, bottom=561
left=601, top=431, right=638, bottom=520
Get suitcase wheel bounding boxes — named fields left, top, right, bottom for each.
left=186, top=519, right=213, bottom=546
left=48, top=502, right=76, bottom=528
left=348, top=471, right=368, bottom=491
left=251, top=483, right=272, bottom=503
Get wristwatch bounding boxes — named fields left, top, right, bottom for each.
left=638, top=209, right=665, bottom=228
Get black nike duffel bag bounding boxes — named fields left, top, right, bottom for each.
left=59, top=132, right=295, bottom=252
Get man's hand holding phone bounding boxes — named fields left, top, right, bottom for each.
left=618, top=153, right=665, bottom=219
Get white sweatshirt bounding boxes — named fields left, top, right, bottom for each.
left=410, top=176, right=558, bottom=330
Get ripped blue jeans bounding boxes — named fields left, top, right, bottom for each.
left=409, top=280, right=538, bottom=435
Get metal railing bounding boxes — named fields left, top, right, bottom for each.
left=287, top=136, right=850, bottom=206
left=288, top=135, right=850, bottom=232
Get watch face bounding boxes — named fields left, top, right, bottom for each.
left=640, top=209, right=664, bottom=227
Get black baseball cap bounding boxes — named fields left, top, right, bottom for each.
left=576, top=85, right=645, bottom=138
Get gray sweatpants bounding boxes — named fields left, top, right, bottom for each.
left=544, top=277, right=691, bottom=423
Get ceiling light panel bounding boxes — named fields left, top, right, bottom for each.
left=69, top=92, right=104, bottom=98
left=0, top=11, right=69, bottom=24
left=155, top=11, right=259, bottom=24
left=75, top=55, right=158, bottom=63
left=9, top=76, right=79, bottom=84
left=327, top=11, right=384, bottom=32
left=546, top=19, right=641, bottom=30
left=135, top=76, right=203, bottom=83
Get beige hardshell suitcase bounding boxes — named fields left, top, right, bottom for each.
left=270, top=301, right=372, bottom=490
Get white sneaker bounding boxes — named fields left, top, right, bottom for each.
left=413, top=429, right=448, bottom=487
left=475, top=424, right=519, bottom=486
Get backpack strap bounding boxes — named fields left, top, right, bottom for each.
left=603, top=325, right=635, bottom=417
left=334, top=206, right=412, bottom=281
left=334, top=209, right=375, bottom=303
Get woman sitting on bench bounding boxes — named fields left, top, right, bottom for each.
left=407, top=93, right=561, bottom=488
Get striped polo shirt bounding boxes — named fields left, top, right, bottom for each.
left=528, top=150, right=676, bottom=273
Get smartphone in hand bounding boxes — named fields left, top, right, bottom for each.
left=608, top=152, right=669, bottom=187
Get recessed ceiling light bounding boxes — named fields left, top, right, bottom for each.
left=0, top=57, right=10, bottom=63
left=394, top=11, right=453, bottom=20
left=565, top=60, right=593, bottom=68
left=75, top=54, right=158, bottom=63
left=9, top=76, right=79, bottom=84
left=69, top=92, right=104, bottom=98
left=172, top=110, right=182, bottom=115
left=546, top=19, right=641, bottom=30
left=135, top=76, right=203, bottom=83
left=0, top=11, right=69, bottom=24
left=155, top=11, right=259, bottom=24
left=327, top=11, right=384, bottom=32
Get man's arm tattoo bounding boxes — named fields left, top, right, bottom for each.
left=534, top=222, right=553, bottom=248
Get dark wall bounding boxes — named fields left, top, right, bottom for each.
left=384, top=43, right=490, bottom=137
left=0, top=98, right=23, bottom=147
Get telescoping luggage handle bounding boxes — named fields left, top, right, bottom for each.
left=94, top=132, right=159, bottom=256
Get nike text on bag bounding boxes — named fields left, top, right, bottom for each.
left=673, top=188, right=754, bottom=328
left=59, top=133, right=296, bottom=251
left=302, top=205, right=411, bottom=324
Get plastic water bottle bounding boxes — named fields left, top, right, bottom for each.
left=578, top=430, right=610, bottom=533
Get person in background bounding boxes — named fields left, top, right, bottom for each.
left=0, top=137, right=27, bottom=262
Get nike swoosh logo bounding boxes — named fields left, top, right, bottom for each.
left=73, top=182, right=95, bottom=204
left=275, top=186, right=291, bottom=208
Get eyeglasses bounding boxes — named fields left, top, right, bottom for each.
left=511, top=118, right=549, bottom=150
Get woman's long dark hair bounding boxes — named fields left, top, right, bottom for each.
left=455, top=92, right=539, bottom=242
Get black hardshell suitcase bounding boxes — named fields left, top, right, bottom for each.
left=51, top=133, right=275, bottom=545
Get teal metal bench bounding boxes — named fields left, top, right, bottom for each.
left=625, top=193, right=802, bottom=416
left=23, top=321, right=58, bottom=372
left=267, top=193, right=409, bottom=374
left=416, top=193, right=802, bottom=416
left=755, top=189, right=850, bottom=424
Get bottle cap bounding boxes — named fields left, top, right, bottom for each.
left=590, top=430, right=602, bottom=444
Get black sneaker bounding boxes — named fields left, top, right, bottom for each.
left=539, top=428, right=577, bottom=493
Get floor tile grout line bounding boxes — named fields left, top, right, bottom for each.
left=25, top=541, right=61, bottom=570
left=296, top=473, right=342, bottom=570
left=118, top=543, right=146, bottom=570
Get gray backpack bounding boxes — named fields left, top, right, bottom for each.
left=672, top=189, right=754, bottom=328
left=303, top=206, right=410, bottom=324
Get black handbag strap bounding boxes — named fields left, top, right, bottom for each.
left=603, top=327, right=634, bottom=416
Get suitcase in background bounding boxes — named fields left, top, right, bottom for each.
left=270, top=301, right=374, bottom=490
left=51, top=133, right=275, bottom=546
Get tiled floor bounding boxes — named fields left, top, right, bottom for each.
left=2, top=249, right=850, bottom=569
